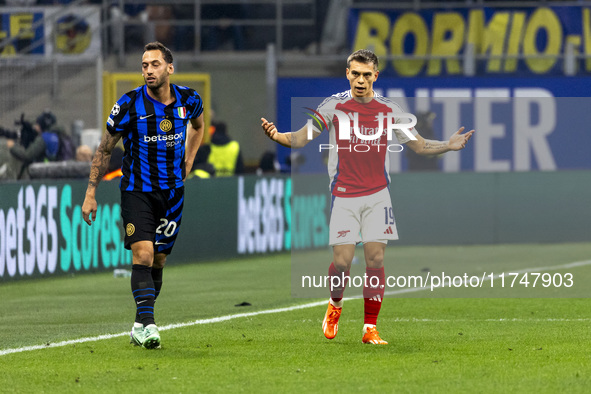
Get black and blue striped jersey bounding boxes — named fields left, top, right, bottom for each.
left=106, top=84, right=203, bottom=192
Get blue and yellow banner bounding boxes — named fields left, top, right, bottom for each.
left=0, top=6, right=101, bottom=58
left=0, top=10, right=44, bottom=55
left=349, top=6, right=591, bottom=76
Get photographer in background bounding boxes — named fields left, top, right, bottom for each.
left=6, top=110, right=61, bottom=179
left=0, top=114, right=37, bottom=180
left=0, top=114, right=37, bottom=149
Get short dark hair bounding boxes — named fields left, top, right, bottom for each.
left=347, top=49, right=379, bottom=70
left=144, top=41, right=173, bottom=64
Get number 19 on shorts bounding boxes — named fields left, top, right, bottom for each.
left=384, top=207, right=394, bottom=225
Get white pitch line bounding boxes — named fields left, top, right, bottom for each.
left=0, top=300, right=328, bottom=357
left=1, top=259, right=590, bottom=357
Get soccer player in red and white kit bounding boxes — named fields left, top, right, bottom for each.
left=261, top=49, right=474, bottom=344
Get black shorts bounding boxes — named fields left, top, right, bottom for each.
left=121, top=187, right=184, bottom=255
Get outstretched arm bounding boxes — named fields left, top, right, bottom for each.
left=82, top=131, right=121, bottom=225
left=261, top=118, right=319, bottom=148
left=406, top=127, right=474, bottom=155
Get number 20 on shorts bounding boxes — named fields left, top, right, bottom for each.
left=156, top=219, right=177, bottom=237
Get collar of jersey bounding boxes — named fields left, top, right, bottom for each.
left=348, top=89, right=380, bottom=98
left=143, top=84, right=178, bottom=107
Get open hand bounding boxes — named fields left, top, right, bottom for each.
left=261, top=118, right=279, bottom=141
left=448, top=127, right=475, bottom=151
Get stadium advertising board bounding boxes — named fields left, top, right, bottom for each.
left=277, top=77, right=591, bottom=173
left=0, top=181, right=131, bottom=281
left=0, top=175, right=330, bottom=280
left=236, top=175, right=329, bottom=255
left=349, top=6, right=591, bottom=77
left=0, top=6, right=100, bottom=58
left=1, top=172, right=588, bottom=282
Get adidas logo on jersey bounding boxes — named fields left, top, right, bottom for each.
left=384, top=227, right=394, bottom=234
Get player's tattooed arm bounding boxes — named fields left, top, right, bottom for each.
left=423, top=140, right=449, bottom=152
left=82, top=131, right=121, bottom=226
left=407, top=127, right=474, bottom=156
left=87, top=131, right=121, bottom=189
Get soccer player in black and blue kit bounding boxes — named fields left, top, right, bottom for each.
left=82, top=42, right=205, bottom=349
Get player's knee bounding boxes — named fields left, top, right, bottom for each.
left=333, top=251, right=354, bottom=272
left=133, top=248, right=154, bottom=267
left=333, top=244, right=355, bottom=271
left=366, top=251, right=384, bottom=268
left=153, top=253, right=167, bottom=269
left=333, top=259, right=351, bottom=272
left=364, top=247, right=384, bottom=268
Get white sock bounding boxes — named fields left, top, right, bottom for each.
left=363, top=324, right=376, bottom=333
left=133, top=322, right=143, bottom=328
left=329, top=298, right=344, bottom=308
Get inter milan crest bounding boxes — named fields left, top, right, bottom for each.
left=126, top=223, right=135, bottom=236
left=160, top=119, right=173, bottom=132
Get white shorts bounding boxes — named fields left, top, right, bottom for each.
left=329, top=187, right=399, bottom=246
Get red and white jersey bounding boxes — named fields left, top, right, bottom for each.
left=316, top=90, right=418, bottom=197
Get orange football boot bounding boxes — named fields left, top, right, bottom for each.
left=322, top=301, right=342, bottom=339
left=362, top=326, right=388, bottom=345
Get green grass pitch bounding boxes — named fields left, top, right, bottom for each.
left=1, top=243, right=591, bottom=393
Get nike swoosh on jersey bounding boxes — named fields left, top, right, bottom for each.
left=139, top=114, right=154, bottom=119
